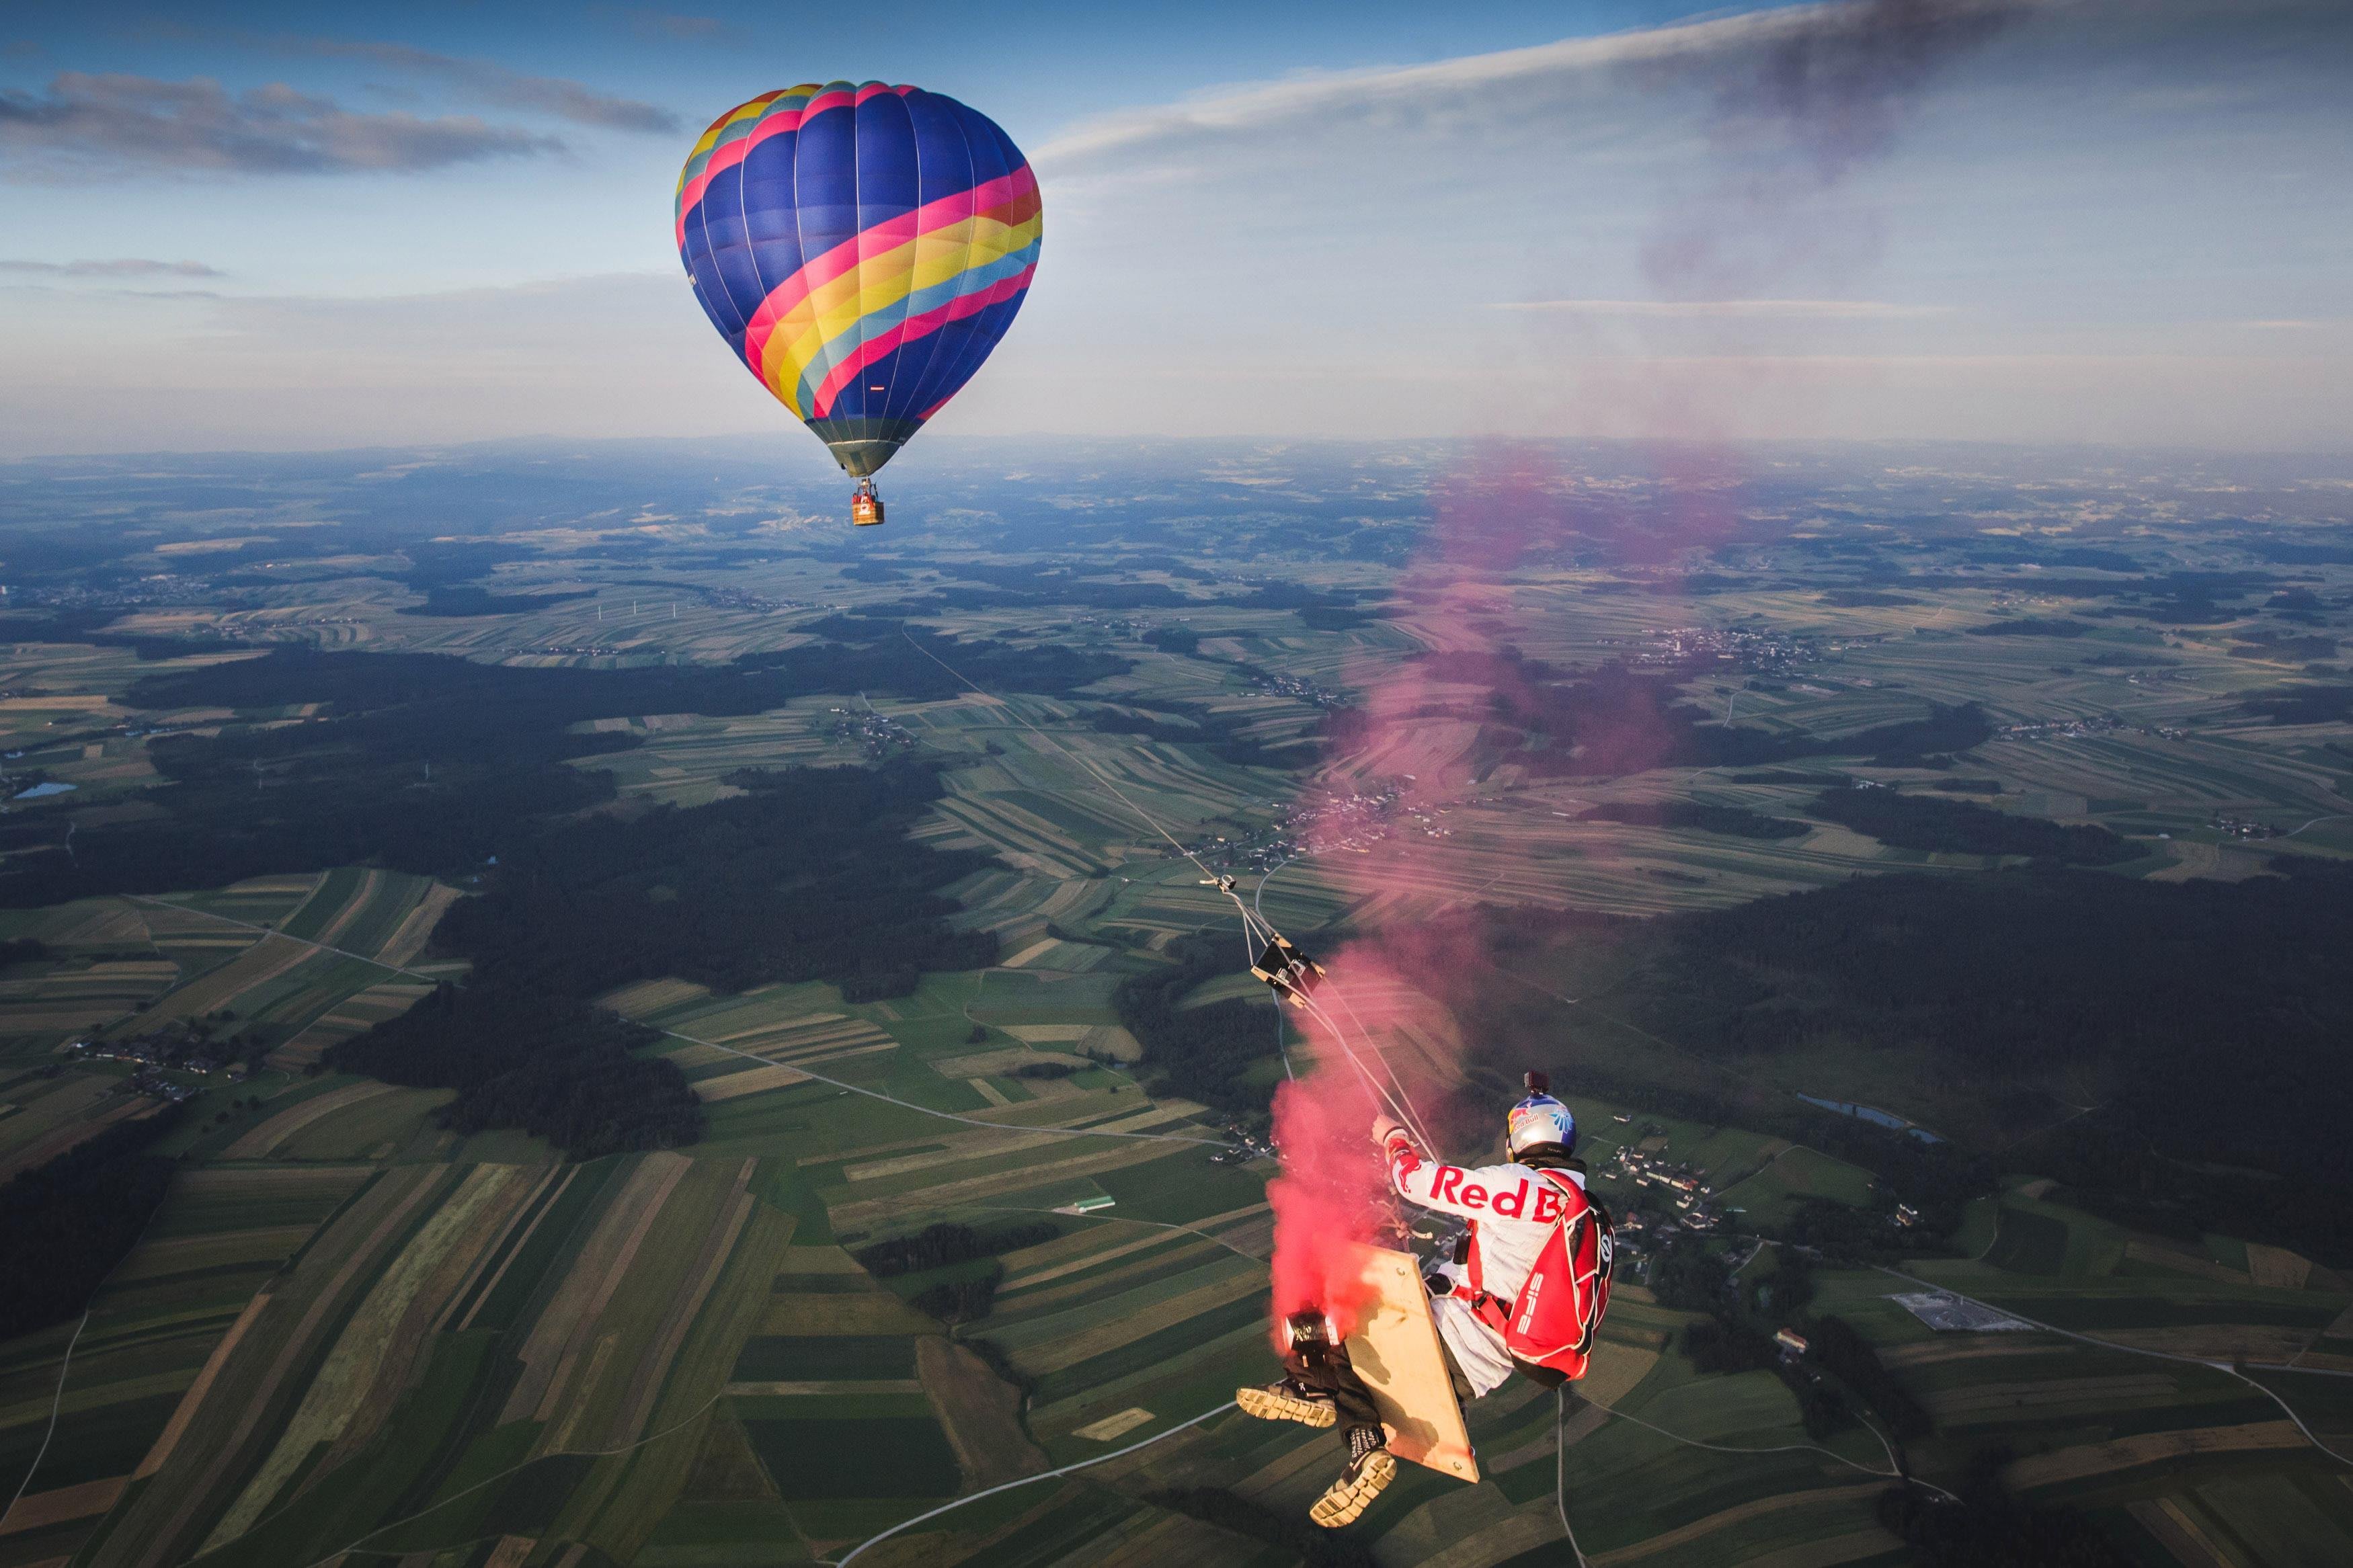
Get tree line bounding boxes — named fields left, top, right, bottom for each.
left=1114, top=933, right=1279, bottom=1114
left=1804, top=784, right=2139, bottom=864
left=0, top=1102, right=185, bottom=1340
left=0, top=627, right=1124, bottom=907
left=1435, top=860, right=2353, bottom=1262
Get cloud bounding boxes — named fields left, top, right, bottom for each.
left=616, top=9, right=739, bottom=45
left=1492, top=298, right=1953, bottom=317
left=0, top=72, right=566, bottom=177
left=276, top=38, right=679, bottom=133
left=1038, top=0, right=2024, bottom=173
left=1642, top=0, right=2024, bottom=295
left=0, top=257, right=223, bottom=278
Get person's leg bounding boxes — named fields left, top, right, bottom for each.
left=1287, top=1346, right=1384, bottom=1433
left=1439, top=1337, right=1476, bottom=1408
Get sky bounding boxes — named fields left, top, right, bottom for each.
left=2, top=0, right=2349, bottom=460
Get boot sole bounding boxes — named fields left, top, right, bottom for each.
left=1310, top=1449, right=1396, bottom=1528
left=1236, top=1387, right=1337, bottom=1428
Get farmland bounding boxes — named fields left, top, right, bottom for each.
left=3, top=438, right=2352, bottom=1564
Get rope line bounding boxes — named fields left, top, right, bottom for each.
left=901, top=631, right=1438, bottom=1145
left=833, top=1401, right=1236, bottom=1565
left=1557, top=1387, right=1590, bottom=1567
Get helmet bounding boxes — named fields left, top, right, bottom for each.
left=1507, top=1094, right=1577, bottom=1159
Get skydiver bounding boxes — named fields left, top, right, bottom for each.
left=1237, top=1079, right=1615, bottom=1528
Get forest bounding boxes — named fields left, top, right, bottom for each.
left=327, top=984, right=700, bottom=1158
left=1441, top=860, right=2353, bottom=1260
left=854, top=1220, right=1059, bottom=1276
left=0, top=1102, right=185, bottom=1339
left=437, top=761, right=996, bottom=999
left=1577, top=801, right=1808, bottom=838
left=1115, top=933, right=1280, bottom=1114
left=325, top=761, right=996, bottom=1155
left=9, top=630, right=1058, bottom=1155
left=1802, top=784, right=2141, bottom=864
left=0, top=627, right=1124, bottom=906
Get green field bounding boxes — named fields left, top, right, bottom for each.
left=3, top=454, right=2350, bottom=1567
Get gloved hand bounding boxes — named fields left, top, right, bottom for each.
left=1371, top=1114, right=1407, bottom=1149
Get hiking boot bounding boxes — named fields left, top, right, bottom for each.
left=1310, top=1426, right=1396, bottom=1528
left=1236, top=1377, right=1337, bottom=1428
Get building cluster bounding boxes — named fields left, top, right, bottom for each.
left=8, top=574, right=223, bottom=609
left=1994, top=714, right=2124, bottom=741
left=69, top=1030, right=243, bottom=1086
left=1182, top=784, right=1411, bottom=872
left=1209, top=1126, right=1276, bottom=1163
left=1246, top=670, right=1345, bottom=708
left=2207, top=813, right=2278, bottom=839
left=1604, top=625, right=1827, bottom=678
left=824, top=706, right=919, bottom=758
left=1607, top=1139, right=1724, bottom=1232
left=703, top=587, right=806, bottom=614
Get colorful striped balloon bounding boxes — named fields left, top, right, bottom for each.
left=676, top=83, right=1041, bottom=481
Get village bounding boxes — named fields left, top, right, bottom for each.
left=1599, top=1126, right=1726, bottom=1238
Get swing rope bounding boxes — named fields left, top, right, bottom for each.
left=902, top=630, right=1439, bottom=1149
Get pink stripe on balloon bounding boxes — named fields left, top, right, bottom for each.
left=676, top=106, right=805, bottom=247
left=739, top=167, right=1031, bottom=377
left=803, top=87, right=854, bottom=120
left=810, top=263, right=1036, bottom=417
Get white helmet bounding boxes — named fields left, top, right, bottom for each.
left=1507, top=1094, right=1577, bottom=1158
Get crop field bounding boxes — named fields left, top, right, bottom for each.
left=3, top=485, right=2349, bottom=1568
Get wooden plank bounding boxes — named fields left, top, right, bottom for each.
left=1341, top=1243, right=1478, bottom=1483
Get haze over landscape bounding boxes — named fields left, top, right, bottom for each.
left=4, top=5, right=2353, bottom=1568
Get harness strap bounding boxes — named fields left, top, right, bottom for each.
left=1459, top=1169, right=1585, bottom=1333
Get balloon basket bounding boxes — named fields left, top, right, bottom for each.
left=852, top=481, right=884, bottom=528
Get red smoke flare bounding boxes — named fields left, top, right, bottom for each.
left=1265, top=1052, right=1382, bottom=1344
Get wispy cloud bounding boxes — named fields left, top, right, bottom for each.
left=1038, top=0, right=2025, bottom=173
left=272, top=38, right=679, bottom=133
left=0, top=72, right=566, bottom=177
left=0, top=257, right=224, bottom=278
left=1492, top=298, right=1954, bottom=317
left=615, top=9, right=739, bottom=46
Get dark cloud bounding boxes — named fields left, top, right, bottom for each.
left=0, top=72, right=566, bottom=177
left=1720, top=0, right=2021, bottom=181
left=279, top=38, right=680, bottom=133
left=0, top=257, right=223, bottom=277
left=1642, top=0, right=2024, bottom=295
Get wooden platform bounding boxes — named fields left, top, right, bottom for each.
left=1342, top=1243, right=1480, bottom=1483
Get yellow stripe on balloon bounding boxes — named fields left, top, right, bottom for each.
left=754, top=210, right=1043, bottom=413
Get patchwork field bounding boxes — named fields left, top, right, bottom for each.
left=3, top=454, right=2350, bottom=1566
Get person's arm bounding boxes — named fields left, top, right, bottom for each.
left=1375, top=1118, right=1554, bottom=1223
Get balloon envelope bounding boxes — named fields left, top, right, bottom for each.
left=676, top=83, right=1041, bottom=478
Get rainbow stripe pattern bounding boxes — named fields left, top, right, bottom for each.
left=676, top=83, right=1041, bottom=478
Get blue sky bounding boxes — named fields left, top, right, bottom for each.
left=3, top=0, right=2348, bottom=458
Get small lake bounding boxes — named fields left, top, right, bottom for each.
left=11, top=782, right=76, bottom=800
left=1797, top=1093, right=1943, bottom=1143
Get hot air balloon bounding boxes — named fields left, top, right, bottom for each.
left=675, top=83, right=1041, bottom=526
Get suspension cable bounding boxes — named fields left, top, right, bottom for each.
left=902, top=630, right=1438, bottom=1144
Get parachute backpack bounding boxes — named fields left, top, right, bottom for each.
left=1468, top=1075, right=1614, bottom=1377
left=1466, top=1167, right=1614, bottom=1376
